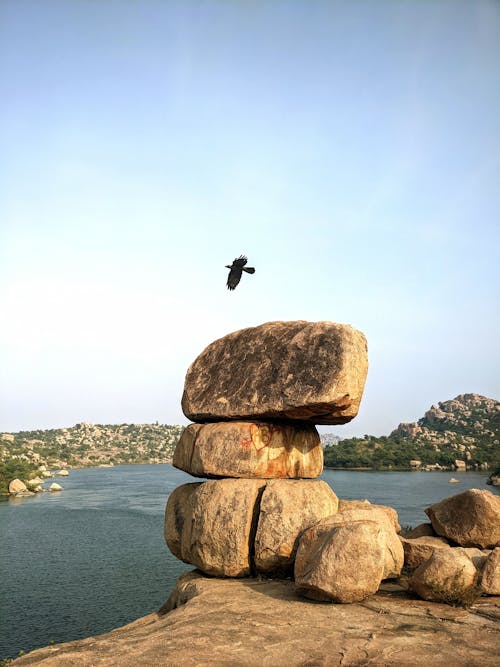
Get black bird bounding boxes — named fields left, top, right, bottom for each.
left=225, top=255, right=255, bottom=290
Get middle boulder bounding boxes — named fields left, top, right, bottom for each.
left=173, top=421, right=322, bottom=479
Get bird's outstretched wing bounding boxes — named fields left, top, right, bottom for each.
left=232, top=255, right=248, bottom=267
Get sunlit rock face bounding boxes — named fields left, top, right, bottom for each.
left=253, top=479, right=338, bottom=575
left=173, top=421, right=323, bottom=479
left=295, top=520, right=386, bottom=603
left=164, top=479, right=266, bottom=578
left=425, top=489, right=500, bottom=549
left=181, top=320, right=368, bottom=425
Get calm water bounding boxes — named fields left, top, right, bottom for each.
left=0, top=464, right=496, bottom=659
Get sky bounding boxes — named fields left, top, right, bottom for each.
left=1, top=0, right=499, bottom=437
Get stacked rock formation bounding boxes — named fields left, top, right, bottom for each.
left=165, top=320, right=370, bottom=580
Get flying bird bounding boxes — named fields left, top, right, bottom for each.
left=225, top=255, right=255, bottom=290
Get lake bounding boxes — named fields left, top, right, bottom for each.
left=0, top=464, right=497, bottom=659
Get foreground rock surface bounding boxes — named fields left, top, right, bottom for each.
left=173, top=421, right=323, bottom=479
left=182, top=320, right=368, bottom=424
left=12, top=572, right=500, bottom=667
left=425, top=489, right=500, bottom=548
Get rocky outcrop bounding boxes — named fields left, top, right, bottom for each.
left=409, top=548, right=478, bottom=603
left=173, top=421, right=322, bottom=479
left=425, top=489, right=500, bottom=548
left=182, top=321, right=368, bottom=424
left=11, top=572, right=500, bottom=667
left=295, top=520, right=386, bottom=602
left=387, top=394, right=499, bottom=471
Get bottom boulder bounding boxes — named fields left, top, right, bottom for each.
left=295, top=520, right=386, bottom=603
left=409, top=548, right=479, bottom=604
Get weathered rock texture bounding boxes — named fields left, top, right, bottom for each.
left=304, top=506, right=403, bottom=579
left=425, top=489, right=500, bottom=548
left=165, top=479, right=337, bottom=577
left=182, top=321, right=368, bottom=424
left=338, top=498, right=401, bottom=532
left=481, top=548, right=500, bottom=595
left=295, top=520, right=386, bottom=602
left=410, top=548, right=478, bottom=603
left=254, top=479, right=338, bottom=574
left=164, top=479, right=265, bottom=577
left=173, top=421, right=323, bottom=479
left=400, top=535, right=450, bottom=570
left=12, top=572, right=500, bottom=667
left=403, top=522, right=436, bottom=538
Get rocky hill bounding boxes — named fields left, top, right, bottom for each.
left=0, top=421, right=184, bottom=473
left=323, top=394, right=499, bottom=470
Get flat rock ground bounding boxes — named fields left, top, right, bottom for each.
left=12, top=572, right=500, bottom=667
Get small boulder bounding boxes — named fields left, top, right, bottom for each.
left=8, top=479, right=27, bottom=494
left=55, top=469, right=69, bottom=476
left=480, top=548, right=500, bottom=595
left=307, top=506, right=403, bottom=579
left=173, top=421, right=323, bottom=479
left=254, top=479, right=338, bottom=574
left=49, top=483, right=63, bottom=492
left=164, top=479, right=266, bottom=577
left=399, top=535, right=450, bottom=570
left=425, top=489, right=500, bottom=548
left=295, top=520, right=386, bottom=603
left=409, top=548, right=478, bottom=604
left=182, top=321, right=368, bottom=425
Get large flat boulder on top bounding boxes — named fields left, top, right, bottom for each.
left=173, top=421, right=323, bottom=479
left=295, top=520, right=386, bottom=603
left=425, top=488, right=500, bottom=549
left=181, top=320, right=368, bottom=424
left=164, top=479, right=266, bottom=577
left=254, top=479, right=338, bottom=574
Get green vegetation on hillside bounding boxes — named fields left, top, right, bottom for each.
left=0, top=422, right=185, bottom=486
left=0, top=459, right=38, bottom=494
left=323, top=394, right=499, bottom=471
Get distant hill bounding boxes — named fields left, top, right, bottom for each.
left=0, top=422, right=184, bottom=473
left=323, top=394, right=499, bottom=471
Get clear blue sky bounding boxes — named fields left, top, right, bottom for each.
left=1, top=0, right=499, bottom=436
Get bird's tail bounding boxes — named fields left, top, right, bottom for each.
left=243, top=267, right=255, bottom=274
